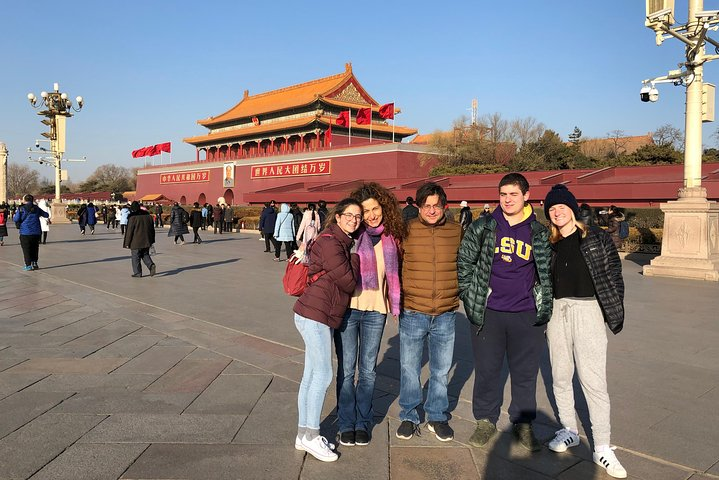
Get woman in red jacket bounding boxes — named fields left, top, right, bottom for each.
left=293, top=197, right=361, bottom=462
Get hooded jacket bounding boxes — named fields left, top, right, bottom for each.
left=124, top=209, right=155, bottom=249
left=273, top=203, right=295, bottom=242
left=167, top=205, right=189, bottom=236
left=458, top=206, right=553, bottom=330
left=13, top=202, right=49, bottom=236
left=293, top=223, right=359, bottom=328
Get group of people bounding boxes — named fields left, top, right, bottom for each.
left=259, top=200, right=329, bottom=262
left=290, top=174, right=627, bottom=479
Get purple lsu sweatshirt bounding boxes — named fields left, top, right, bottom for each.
left=487, top=205, right=537, bottom=313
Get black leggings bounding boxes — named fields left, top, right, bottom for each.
left=19, top=234, right=41, bottom=266
left=42, top=232, right=48, bottom=244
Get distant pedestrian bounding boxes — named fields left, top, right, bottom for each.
left=605, top=205, right=625, bottom=250
left=38, top=199, right=51, bottom=245
left=224, top=204, right=234, bottom=233
left=402, top=196, right=419, bottom=223
left=212, top=204, right=223, bottom=234
left=77, top=203, right=88, bottom=235
left=0, top=202, right=9, bottom=246
left=119, top=204, right=130, bottom=235
left=480, top=204, right=491, bottom=219
left=458, top=200, right=473, bottom=231
left=101, top=205, right=108, bottom=225
left=168, top=202, right=189, bottom=245
left=86, top=202, right=98, bottom=234
left=13, top=194, right=48, bottom=271
left=579, top=203, right=594, bottom=227
left=317, top=200, right=328, bottom=227
left=123, top=201, right=157, bottom=278
left=543, top=185, right=627, bottom=479
left=201, top=203, right=209, bottom=230
left=295, top=203, right=319, bottom=250
left=273, top=203, right=296, bottom=261
left=154, top=203, right=164, bottom=228
left=107, top=205, right=117, bottom=229
left=190, top=202, right=203, bottom=244
left=259, top=201, right=278, bottom=251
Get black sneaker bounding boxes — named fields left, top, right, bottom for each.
left=427, top=421, right=454, bottom=442
left=149, top=264, right=156, bottom=277
left=338, top=430, right=355, bottom=446
left=513, top=423, right=541, bottom=452
left=396, top=421, right=420, bottom=440
left=31, top=262, right=39, bottom=270
left=354, top=430, right=370, bottom=445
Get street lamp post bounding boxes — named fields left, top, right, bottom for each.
left=26, top=83, right=83, bottom=223
left=642, top=0, right=719, bottom=282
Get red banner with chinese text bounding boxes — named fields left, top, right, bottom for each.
left=160, top=170, right=211, bottom=184
left=251, top=160, right=331, bottom=179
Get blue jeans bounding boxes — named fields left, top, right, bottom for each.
left=294, top=313, right=333, bottom=430
left=399, top=310, right=456, bottom=424
left=334, top=309, right=387, bottom=433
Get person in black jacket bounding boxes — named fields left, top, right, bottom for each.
left=123, top=201, right=156, bottom=278
left=190, top=202, right=203, bottom=244
left=543, top=185, right=626, bottom=479
left=167, top=203, right=189, bottom=245
left=458, top=200, right=473, bottom=231
left=578, top=203, right=594, bottom=226
left=402, top=196, right=419, bottom=223
left=259, top=200, right=278, bottom=253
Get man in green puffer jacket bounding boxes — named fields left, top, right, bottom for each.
left=457, top=173, right=552, bottom=453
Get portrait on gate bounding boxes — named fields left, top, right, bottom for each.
left=223, top=162, right=235, bottom=188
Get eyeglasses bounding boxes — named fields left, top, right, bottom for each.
left=421, top=204, right=442, bottom=212
left=341, top=213, right=362, bottom=221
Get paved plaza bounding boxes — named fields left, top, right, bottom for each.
left=0, top=223, right=717, bottom=480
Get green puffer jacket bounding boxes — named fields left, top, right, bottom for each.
left=457, top=215, right=553, bottom=330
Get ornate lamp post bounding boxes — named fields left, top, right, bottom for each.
left=26, top=83, right=83, bottom=223
left=641, top=0, right=719, bottom=281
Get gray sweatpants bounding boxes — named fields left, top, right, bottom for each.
left=546, top=297, right=611, bottom=448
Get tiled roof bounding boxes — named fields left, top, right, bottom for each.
left=198, top=64, right=380, bottom=127
left=185, top=115, right=416, bottom=146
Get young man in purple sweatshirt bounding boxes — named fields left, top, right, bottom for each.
left=457, top=173, right=553, bottom=451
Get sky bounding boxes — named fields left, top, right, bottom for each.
left=1, top=0, right=717, bottom=182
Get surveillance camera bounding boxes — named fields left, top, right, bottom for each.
left=695, top=10, right=719, bottom=20
left=35, top=141, right=40, bottom=148
left=649, top=86, right=659, bottom=102
left=39, top=160, right=44, bottom=165
left=640, top=84, right=651, bottom=102
left=647, top=7, right=672, bottom=23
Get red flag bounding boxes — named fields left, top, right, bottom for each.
left=379, top=103, right=395, bottom=119
left=157, top=142, right=171, bottom=153
left=134, top=147, right=146, bottom=157
left=145, top=145, right=158, bottom=156
left=131, top=149, right=139, bottom=158
left=356, top=107, right=371, bottom=125
left=325, top=123, right=332, bottom=146
left=336, top=110, right=350, bottom=127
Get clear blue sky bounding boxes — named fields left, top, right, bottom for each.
left=1, top=0, right=715, bottom=182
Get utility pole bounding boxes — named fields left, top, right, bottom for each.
left=642, top=0, right=719, bottom=281
left=0, top=143, right=7, bottom=204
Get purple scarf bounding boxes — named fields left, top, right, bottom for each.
left=355, top=223, right=401, bottom=316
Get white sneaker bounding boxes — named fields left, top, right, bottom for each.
left=295, top=435, right=335, bottom=451
left=301, top=435, right=338, bottom=462
left=548, top=428, right=580, bottom=452
left=593, top=447, right=627, bottom=478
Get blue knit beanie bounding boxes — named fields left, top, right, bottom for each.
left=544, top=184, right=580, bottom=219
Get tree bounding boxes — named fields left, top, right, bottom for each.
left=510, top=130, right=592, bottom=171
left=37, top=177, right=71, bottom=195
left=507, top=117, right=546, bottom=149
left=7, top=164, right=40, bottom=199
left=625, top=144, right=682, bottom=165
left=568, top=126, right=582, bottom=145
left=606, top=130, right=629, bottom=158
left=652, top=124, right=683, bottom=149
left=479, top=112, right=509, bottom=144
left=77, top=164, right=135, bottom=193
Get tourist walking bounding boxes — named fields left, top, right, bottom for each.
left=212, top=203, right=223, bottom=234
left=542, top=185, right=627, bottom=478
left=86, top=202, right=98, bottom=234
left=107, top=205, right=117, bottom=229
left=457, top=173, right=552, bottom=452
left=402, top=196, right=419, bottom=223
left=395, top=182, right=461, bottom=443
left=168, top=202, right=189, bottom=245
left=154, top=203, right=164, bottom=228
left=123, top=201, right=157, bottom=278
left=293, top=197, right=361, bottom=462
left=190, top=202, right=203, bottom=244
left=259, top=201, right=278, bottom=251
left=13, top=194, right=48, bottom=271
left=295, top=203, right=320, bottom=250
left=605, top=205, right=625, bottom=250
left=38, top=199, right=51, bottom=245
left=201, top=203, right=209, bottom=230
left=334, top=182, right=406, bottom=446
left=273, top=203, right=296, bottom=261
left=101, top=205, right=108, bottom=225
left=458, top=200, right=473, bottom=231
left=77, top=203, right=88, bottom=235
left=0, top=202, right=9, bottom=246
left=119, top=204, right=130, bottom=235
left=223, top=204, right=234, bottom=232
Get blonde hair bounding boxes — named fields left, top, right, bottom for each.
left=548, top=209, right=588, bottom=244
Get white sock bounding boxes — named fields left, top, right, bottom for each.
left=595, top=444, right=611, bottom=453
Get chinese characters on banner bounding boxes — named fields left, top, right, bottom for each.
left=251, top=160, right=331, bottom=179
left=160, top=170, right=211, bottom=184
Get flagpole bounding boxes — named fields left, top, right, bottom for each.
left=392, top=100, right=396, bottom=143
left=348, top=108, right=352, bottom=146
left=369, top=104, right=373, bottom=143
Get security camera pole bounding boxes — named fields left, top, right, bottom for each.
left=642, top=0, right=719, bottom=281
left=0, top=142, right=7, bottom=204
left=26, top=83, right=84, bottom=223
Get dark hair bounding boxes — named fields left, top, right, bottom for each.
left=23, top=194, right=34, bottom=203
left=193, top=202, right=200, bottom=208
left=130, top=201, right=140, bottom=212
left=318, top=200, right=327, bottom=209
left=325, top=197, right=362, bottom=228
left=498, top=173, right=530, bottom=194
left=349, top=182, right=407, bottom=240
left=405, top=196, right=414, bottom=205
left=415, top=182, right=447, bottom=208
left=307, top=202, right=316, bottom=211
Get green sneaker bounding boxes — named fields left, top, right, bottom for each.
left=513, top=423, right=541, bottom=452
left=468, top=419, right=497, bottom=447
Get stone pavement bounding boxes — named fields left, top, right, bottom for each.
left=0, top=224, right=717, bottom=480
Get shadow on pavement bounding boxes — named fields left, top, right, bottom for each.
left=40, top=256, right=129, bottom=269
left=157, top=258, right=240, bottom=276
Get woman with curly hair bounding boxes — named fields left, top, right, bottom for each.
left=334, top=182, right=406, bottom=447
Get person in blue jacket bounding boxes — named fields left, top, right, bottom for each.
left=86, top=202, right=98, bottom=235
left=13, top=194, right=49, bottom=271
